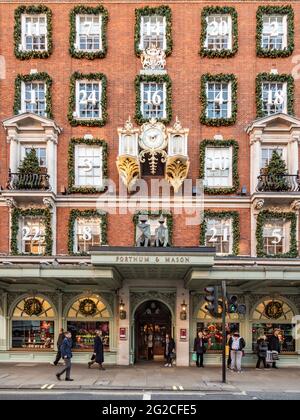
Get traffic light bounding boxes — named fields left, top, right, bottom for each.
left=204, top=286, right=219, bottom=316
left=228, top=295, right=238, bottom=313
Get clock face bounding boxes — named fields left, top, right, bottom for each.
left=141, top=127, right=164, bottom=150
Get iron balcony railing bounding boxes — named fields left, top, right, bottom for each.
left=7, top=171, right=51, bottom=191
left=256, top=173, right=300, bottom=192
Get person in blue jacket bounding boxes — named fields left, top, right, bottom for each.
left=56, top=331, right=73, bottom=381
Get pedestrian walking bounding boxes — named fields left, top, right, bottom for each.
left=88, top=330, right=105, bottom=370
left=51, top=328, right=64, bottom=366
left=56, top=331, right=73, bottom=381
left=193, top=331, right=207, bottom=368
left=164, top=333, right=175, bottom=367
left=268, top=329, right=281, bottom=369
left=147, top=331, right=154, bottom=360
left=229, top=331, right=246, bottom=373
left=256, top=335, right=268, bottom=369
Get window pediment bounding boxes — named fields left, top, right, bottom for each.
left=246, top=113, right=300, bottom=135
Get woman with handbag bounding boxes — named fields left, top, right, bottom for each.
left=268, top=329, right=281, bottom=369
left=193, top=331, right=207, bottom=368
left=164, top=333, right=175, bottom=367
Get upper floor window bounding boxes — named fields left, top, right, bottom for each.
left=22, top=81, right=46, bottom=116
left=75, top=217, right=102, bottom=253
left=76, top=14, right=102, bottom=51
left=262, top=219, right=287, bottom=256
left=205, top=147, right=232, bottom=188
left=206, top=81, right=231, bottom=120
left=260, top=147, right=284, bottom=170
left=22, top=14, right=47, bottom=52
left=76, top=80, right=101, bottom=120
left=141, top=82, right=166, bottom=120
left=206, top=15, right=232, bottom=51
left=74, top=144, right=103, bottom=188
left=20, top=215, right=46, bottom=255
left=262, top=81, right=287, bottom=116
left=24, top=146, right=47, bottom=168
left=205, top=218, right=232, bottom=255
left=140, top=15, right=166, bottom=51
left=261, top=15, right=287, bottom=51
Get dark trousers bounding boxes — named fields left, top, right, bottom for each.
left=57, top=358, right=71, bottom=379
left=166, top=354, right=172, bottom=365
left=227, top=354, right=232, bottom=368
left=148, top=347, right=153, bottom=360
left=196, top=353, right=204, bottom=367
left=53, top=349, right=61, bottom=365
left=256, top=356, right=267, bottom=368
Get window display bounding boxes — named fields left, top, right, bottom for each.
left=252, top=324, right=295, bottom=353
left=12, top=320, right=54, bottom=349
left=197, top=322, right=239, bottom=351
left=67, top=321, right=109, bottom=351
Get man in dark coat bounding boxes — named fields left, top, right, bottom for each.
left=193, top=331, right=207, bottom=368
left=51, top=328, right=64, bottom=366
left=56, top=331, right=73, bottom=381
left=268, top=329, right=281, bottom=368
left=88, top=330, right=105, bottom=370
left=164, top=333, right=175, bottom=367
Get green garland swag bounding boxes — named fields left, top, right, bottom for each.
left=200, top=210, right=240, bottom=256
left=200, top=6, right=238, bottom=58
left=14, top=72, right=53, bottom=118
left=68, top=137, right=108, bottom=194
left=133, top=210, right=173, bottom=246
left=68, top=209, right=108, bottom=255
left=135, top=74, right=172, bottom=125
left=14, top=5, right=53, bottom=59
left=69, top=5, right=108, bottom=59
left=11, top=208, right=53, bottom=256
left=200, top=73, right=237, bottom=126
left=256, top=210, right=297, bottom=258
left=68, top=72, right=108, bottom=127
left=256, top=5, right=294, bottom=58
left=199, top=139, right=239, bottom=194
left=256, top=73, right=294, bottom=118
left=135, top=5, right=172, bottom=57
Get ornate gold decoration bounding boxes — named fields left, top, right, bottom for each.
left=116, top=156, right=140, bottom=192
left=141, top=45, right=166, bottom=70
left=139, top=118, right=168, bottom=174
left=165, top=156, right=190, bottom=192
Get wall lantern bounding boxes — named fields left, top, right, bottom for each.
left=119, top=299, right=126, bottom=320
left=180, top=300, right=187, bottom=320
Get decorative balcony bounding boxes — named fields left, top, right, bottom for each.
left=256, top=173, right=300, bottom=192
left=7, top=171, right=51, bottom=191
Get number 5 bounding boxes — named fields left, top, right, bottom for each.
left=271, top=229, right=282, bottom=244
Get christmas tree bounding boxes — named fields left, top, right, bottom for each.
left=265, top=150, right=289, bottom=191
left=17, top=148, right=41, bottom=189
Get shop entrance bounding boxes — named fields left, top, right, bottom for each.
left=134, top=300, right=172, bottom=362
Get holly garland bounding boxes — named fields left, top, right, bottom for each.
left=200, top=210, right=240, bottom=256
left=68, top=137, right=108, bottom=194
left=200, top=6, right=238, bottom=58
left=14, top=72, right=53, bottom=118
left=135, top=74, right=172, bottom=125
left=69, top=5, right=108, bottom=59
left=200, top=73, right=237, bottom=126
left=199, top=139, right=239, bottom=194
left=256, top=5, right=294, bottom=58
left=14, top=5, right=53, bottom=60
left=133, top=210, right=173, bottom=246
left=11, top=208, right=53, bottom=256
left=68, top=72, right=108, bottom=127
left=68, top=209, right=108, bottom=255
left=256, top=210, right=297, bottom=258
left=135, top=5, right=172, bottom=57
left=256, top=73, right=294, bottom=118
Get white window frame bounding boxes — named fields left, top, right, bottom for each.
left=260, top=146, right=286, bottom=170
left=205, top=14, right=232, bottom=50
left=75, top=13, right=103, bottom=51
left=206, top=81, right=232, bottom=119
left=261, top=81, right=287, bottom=115
left=75, top=80, right=102, bottom=120
left=205, top=218, right=233, bottom=256
left=21, top=81, right=47, bottom=117
left=262, top=219, right=290, bottom=256
left=21, top=145, right=47, bottom=168
left=74, top=144, right=103, bottom=188
left=204, top=147, right=232, bottom=188
left=73, top=217, right=102, bottom=253
left=261, top=14, right=287, bottom=50
left=139, top=15, right=167, bottom=51
left=20, top=13, right=48, bottom=52
left=19, top=216, right=46, bottom=255
left=140, top=82, right=167, bottom=120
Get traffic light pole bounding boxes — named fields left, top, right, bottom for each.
left=221, top=280, right=227, bottom=384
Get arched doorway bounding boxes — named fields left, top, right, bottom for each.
left=134, top=300, right=172, bottom=362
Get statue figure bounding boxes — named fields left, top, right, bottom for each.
left=155, top=216, right=169, bottom=247
left=136, top=215, right=151, bottom=247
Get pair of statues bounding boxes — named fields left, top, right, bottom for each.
left=136, top=215, right=169, bottom=247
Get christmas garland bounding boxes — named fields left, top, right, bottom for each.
left=200, top=210, right=240, bottom=256
left=256, top=73, right=294, bottom=118
left=14, top=5, right=53, bottom=59
left=256, top=210, right=297, bottom=258
left=200, top=6, right=238, bottom=58
left=199, top=139, right=239, bottom=194
left=11, top=208, right=53, bottom=256
left=24, top=298, right=43, bottom=316
left=200, top=73, right=237, bottom=126
left=256, top=5, right=294, bottom=58
left=264, top=301, right=284, bottom=320
left=69, top=4, right=108, bottom=59
left=68, top=72, right=108, bottom=127
left=68, top=137, right=108, bottom=194
left=13, top=72, right=53, bottom=118
left=79, top=298, right=97, bottom=317
left=68, top=209, right=108, bottom=255
left=135, top=74, right=172, bottom=125
left=134, top=5, right=172, bottom=57
left=133, top=210, right=173, bottom=246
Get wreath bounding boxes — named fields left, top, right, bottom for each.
left=24, top=298, right=43, bottom=316
left=265, top=301, right=284, bottom=320
left=79, top=299, right=97, bottom=317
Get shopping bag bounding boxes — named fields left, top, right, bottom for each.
left=272, top=351, right=279, bottom=361
left=192, top=352, right=197, bottom=362
left=266, top=350, right=273, bottom=363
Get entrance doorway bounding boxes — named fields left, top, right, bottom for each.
left=134, top=300, right=172, bottom=362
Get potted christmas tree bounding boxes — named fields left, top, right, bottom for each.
left=264, top=150, right=289, bottom=191
left=16, top=148, right=41, bottom=189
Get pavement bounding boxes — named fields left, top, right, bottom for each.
left=0, top=362, right=299, bottom=394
